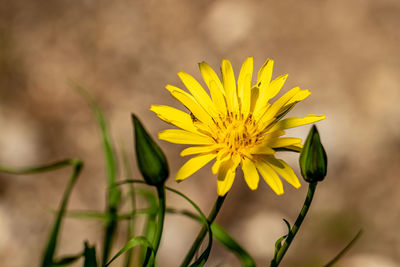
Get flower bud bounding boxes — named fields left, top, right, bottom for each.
left=299, top=125, right=327, bottom=183
left=132, top=114, right=169, bottom=186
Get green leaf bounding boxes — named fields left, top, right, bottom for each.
left=83, top=242, right=98, bottom=267
left=42, top=160, right=84, bottom=267
left=272, top=219, right=291, bottom=260
left=167, top=208, right=256, bottom=267
left=53, top=253, right=82, bottom=266
left=299, top=125, right=328, bottom=183
left=65, top=210, right=110, bottom=221
left=105, top=236, right=154, bottom=267
left=0, top=159, right=75, bottom=174
left=164, top=187, right=212, bottom=267
left=70, top=81, right=119, bottom=198
left=114, top=179, right=214, bottom=267
left=209, top=222, right=255, bottom=267
left=0, top=159, right=84, bottom=267
left=323, top=229, right=363, bottom=267
left=136, top=188, right=159, bottom=216
left=65, top=209, right=153, bottom=222
left=119, top=143, right=138, bottom=267
left=132, top=114, right=169, bottom=186
left=69, top=81, right=121, bottom=265
left=136, top=188, right=159, bottom=266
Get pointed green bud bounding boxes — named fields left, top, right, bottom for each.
left=132, top=114, right=169, bottom=186
left=299, top=125, right=327, bottom=183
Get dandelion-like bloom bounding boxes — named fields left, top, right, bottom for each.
left=151, top=58, right=325, bottom=196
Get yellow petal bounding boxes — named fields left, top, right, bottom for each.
left=256, top=87, right=300, bottom=121
left=254, top=160, right=284, bottom=195
left=241, top=74, right=252, bottom=118
left=241, top=157, right=259, bottom=190
left=212, top=150, right=230, bottom=174
left=264, top=130, right=286, bottom=140
left=267, top=137, right=302, bottom=148
left=278, top=89, right=311, bottom=115
left=237, top=57, right=253, bottom=117
left=150, top=105, right=198, bottom=133
left=287, top=89, right=311, bottom=104
left=212, top=160, right=221, bottom=175
left=250, top=130, right=286, bottom=152
left=217, top=167, right=236, bottom=196
left=175, top=153, right=217, bottom=181
left=253, top=59, right=273, bottom=113
left=177, top=71, right=218, bottom=117
left=166, top=85, right=214, bottom=126
left=266, top=74, right=289, bottom=101
left=256, top=59, right=273, bottom=88
left=249, top=144, right=276, bottom=155
left=217, top=155, right=240, bottom=196
left=209, top=80, right=227, bottom=115
left=221, top=59, right=239, bottom=112
left=180, top=145, right=220, bottom=156
left=159, top=129, right=214, bottom=145
left=249, top=86, right=259, bottom=114
left=266, top=157, right=301, bottom=188
left=269, top=114, right=326, bottom=132
left=285, top=144, right=303, bottom=152
left=254, top=74, right=288, bottom=117
left=199, top=61, right=225, bottom=95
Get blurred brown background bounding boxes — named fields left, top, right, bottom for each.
left=0, top=0, right=399, bottom=266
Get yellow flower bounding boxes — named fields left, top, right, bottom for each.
left=151, top=58, right=325, bottom=196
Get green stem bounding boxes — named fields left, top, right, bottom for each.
left=323, top=229, right=363, bottom=267
left=181, top=195, right=227, bottom=267
left=142, top=186, right=166, bottom=267
left=271, top=182, right=318, bottom=267
left=153, top=186, right=166, bottom=255
left=143, top=185, right=166, bottom=266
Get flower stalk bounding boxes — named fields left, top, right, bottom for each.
left=181, top=194, right=227, bottom=266
left=271, top=182, right=318, bottom=267
left=153, top=186, right=166, bottom=255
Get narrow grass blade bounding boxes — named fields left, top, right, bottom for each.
left=323, top=229, right=363, bottom=267
left=210, top=223, right=256, bottom=267
left=69, top=81, right=121, bottom=264
left=167, top=208, right=256, bottom=267
left=114, top=180, right=213, bottom=266
left=120, top=143, right=137, bottom=267
left=1, top=159, right=85, bottom=267
left=164, top=187, right=212, bottom=267
left=83, top=242, right=98, bottom=267
left=41, top=160, right=84, bottom=267
left=64, top=209, right=154, bottom=222
left=136, top=188, right=158, bottom=265
left=53, top=253, right=82, bottom=266
left=105, top=236, right=154, bottom=267
left=0, top=159, right=74, bottom=174
left=65, top=210, right=110, bottom=221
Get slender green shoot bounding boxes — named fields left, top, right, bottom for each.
left=271, top=182, right=318, bottom=267
left=323, top=229, right=363, bottom=267
left=69, top=81, right=121, bottom=265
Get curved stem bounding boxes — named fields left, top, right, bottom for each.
left=181, top=194, right=227, bottom=267
left=271, top=182, right=318, bottom=267
left=323, top=229, right=363, bottom=267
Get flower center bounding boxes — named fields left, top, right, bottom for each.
left=215, top=113, right=260, bottom=154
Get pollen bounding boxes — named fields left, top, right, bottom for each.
left=214, top=113, right=260, bottom=155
